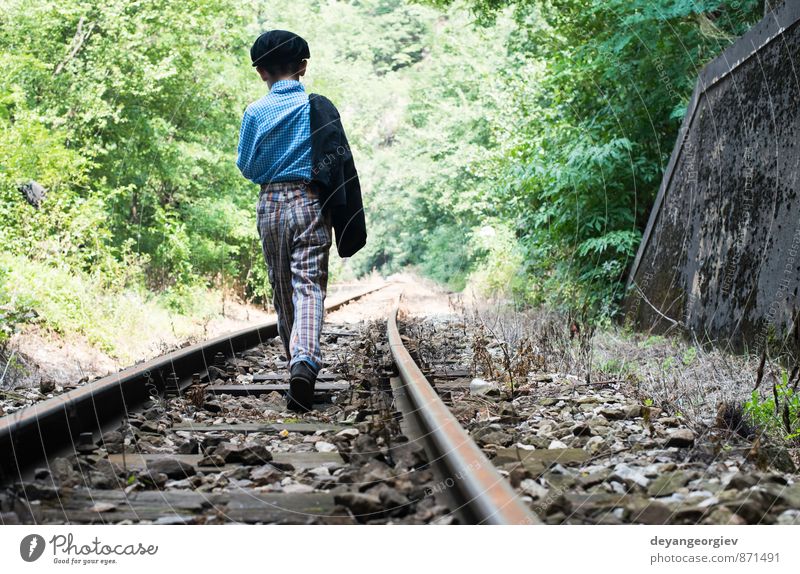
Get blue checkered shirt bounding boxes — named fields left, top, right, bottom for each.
left=236, top=80, right=312, bottom=184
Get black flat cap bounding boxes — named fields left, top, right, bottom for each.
left=250, top=30, right=310, bottom=67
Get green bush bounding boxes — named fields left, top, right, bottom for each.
left=413, top=0, right=763, bottom=317
left=0, top=0, right=768, bottom=346
left=467, top=222, right=526, bottom=299
left=744, top=370, right=800, bottom=441
left=419, top=224, right=473, bottom=291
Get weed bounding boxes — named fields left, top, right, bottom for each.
left=642, top=397, right=654, bottom=427
left=661, top=357, right=676, bottom=370
left=744, top=370, right=800, bottom=441
left=186, top=384, right=207, bottom=409
left=682, top=346, right=697, bottom=366
left=641, top=335, right=666, bottom=349
left=471, top=324, right=495, bottom=380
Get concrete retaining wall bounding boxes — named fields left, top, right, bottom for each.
left=624, top=2, right=800, bottom=351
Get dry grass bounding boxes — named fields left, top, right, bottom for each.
left=459, top=301, right=774, bottom=430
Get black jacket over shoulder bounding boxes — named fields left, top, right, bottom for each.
left=308, top=93, right=367, bottom=258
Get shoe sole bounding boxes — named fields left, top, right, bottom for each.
left=287, top=375, right=315, bottom=412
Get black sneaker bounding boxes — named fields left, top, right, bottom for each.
left=287, top=360, right=317, bottom=412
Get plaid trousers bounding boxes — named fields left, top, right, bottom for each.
left=256, top=181, right=332, bottom=373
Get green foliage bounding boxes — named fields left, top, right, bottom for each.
left=409, top=0, right=762, bottom=317
left=0, top=0, right=447, bottom=344
left=352, top=6, right=515, bottom=285
left=641, top=335, right=667, bottom=349
left=0, top=261, right=14, bottom=346
left=0, top=0, right=257, bottom=291
left=0, top=0, right=767, bottom=348
left=419, top=224, right=472, bottom=291
left=0, top=252, right=223, bottom=359
left=467, top=222, right=526, bottom=298
left=0, top=0, right=264, bottom=350
left=744, top=371, right=800, bottom=441
left=1, top=252, right=134, bottom=352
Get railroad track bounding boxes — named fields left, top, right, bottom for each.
left=387, top=303, right=537, bottom=524
left=0, top=284, right=386, bottom=480
left=0, top=285, right=539, bottom=525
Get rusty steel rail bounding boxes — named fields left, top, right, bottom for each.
left=0, top=284, right=386, bottom=481
left=387, top=304, right=540, bottom=525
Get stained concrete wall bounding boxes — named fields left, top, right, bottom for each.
left=624, top=2, right=800, bottom=351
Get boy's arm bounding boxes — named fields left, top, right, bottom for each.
left=236, top=108, right=257, bottom=181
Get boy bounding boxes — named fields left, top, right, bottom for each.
left=237, top=30, right=366, bottom=412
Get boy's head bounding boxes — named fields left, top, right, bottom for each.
left=250, top=30, right=309, bottom=87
